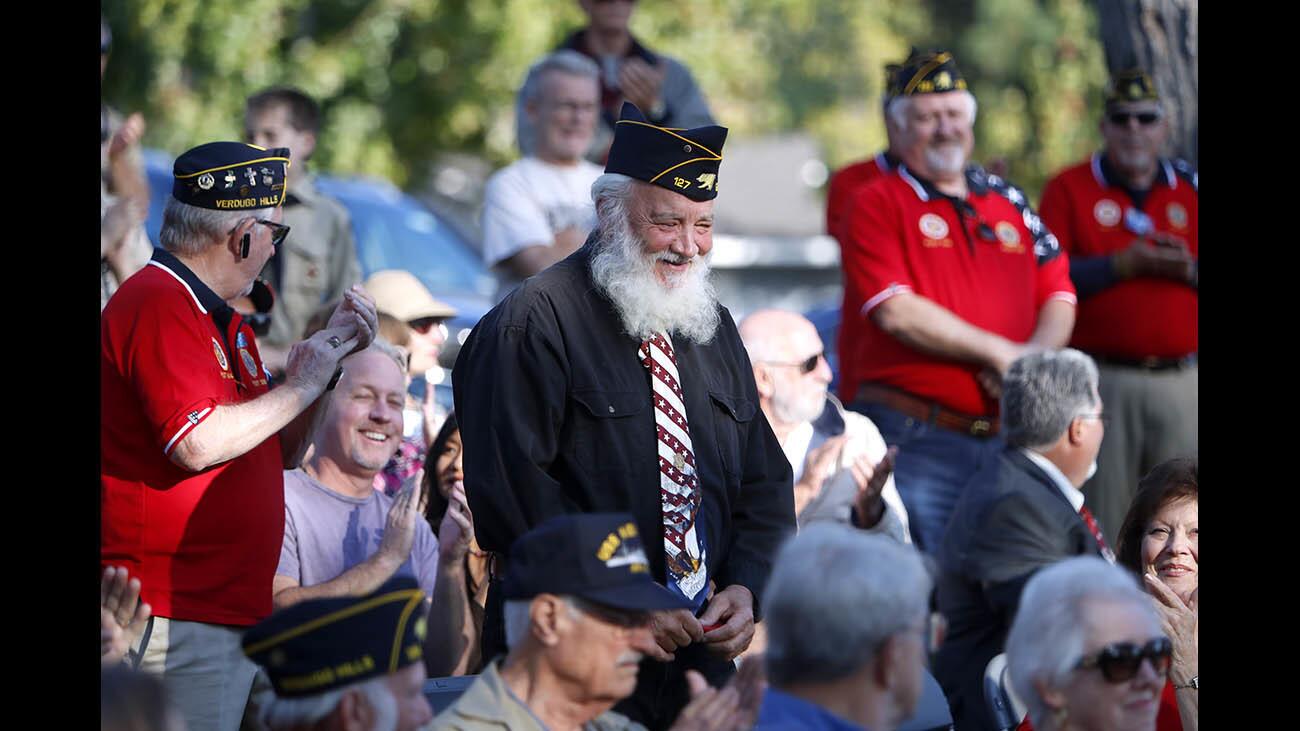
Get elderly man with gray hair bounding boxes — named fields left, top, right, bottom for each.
left=755, top=524, right=949, bottom=730
left=931, top=348, right=1111, bottom=731
left=1006, top=556, right=1171, bottom=731
left=482, top=49, right=605, bottom=289
left=102, top=141, right=377, bottom=731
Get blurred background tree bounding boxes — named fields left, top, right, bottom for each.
left=103, top=0, right=1154, bottom=205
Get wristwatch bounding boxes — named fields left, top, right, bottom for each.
left=1173, top=675, right=1198, bottom=691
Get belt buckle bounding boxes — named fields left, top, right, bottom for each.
left=1140, top=356, right=1161, bottom=369
left=970, top=419, right=992, bottom=436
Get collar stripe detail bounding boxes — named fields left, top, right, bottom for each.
left=898, top=166, right=929, bottom=201
left=1162, top=160, right=1177, bottom=189
left=614, top=120, right=722, bottom=159
left=147, top=260, right=207, bottom=314
left=1090, top=153, right=1107, bottom=187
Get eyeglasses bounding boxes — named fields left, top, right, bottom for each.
left=569, top=596, right=653, bottom=629
left=409, top=318, right=446, bottom=335
left=1108, top=111, right=1162, bottom=126
left=256, top=219, right=291, bottom=247
left=230, top=219, right=291, bottom=248
left=1077, top=637, right=1172, bottom=683
left=759, top=352, right=824, bottom=375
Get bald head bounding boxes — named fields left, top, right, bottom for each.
left=740, top=309, right=832, bottom=432
left=739, top=309, right=820, bottom=365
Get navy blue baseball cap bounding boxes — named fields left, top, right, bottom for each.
left=503, top=513, right=691, bottom=611
left=172, top=141, right=291, bottom=211
left=605, top=103, right=727, bottom=203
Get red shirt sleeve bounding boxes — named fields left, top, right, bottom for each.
left=1038, top=174, right=1077, bottom=254
left=120, top=300, right=230, bottom=456
left=842, top=181, right=914, bottom=317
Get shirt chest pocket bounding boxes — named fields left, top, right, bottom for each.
left=569, top=389, right=647, bottom=471
left=708, top=391, right=756, bottom=481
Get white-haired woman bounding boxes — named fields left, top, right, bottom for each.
left=1007, top=556, right=1170, bottom=731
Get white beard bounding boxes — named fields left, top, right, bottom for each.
left=588, top=213, right=720, bottom=344
left=772, top=385, right=826, bottom=426
left=924, top=142, right=966, bottom=176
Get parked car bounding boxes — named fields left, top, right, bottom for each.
left=142, top=149, right=497, bottom=412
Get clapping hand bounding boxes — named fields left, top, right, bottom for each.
left=101, top=566, right=151, bottom=666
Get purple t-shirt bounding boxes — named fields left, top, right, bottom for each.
left=277, top=469, right=440, bottom=597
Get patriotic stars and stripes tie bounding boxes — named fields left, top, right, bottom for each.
left=1079, top=505, right=1117, bottom=564
left=639, top=331, right=708, bottom=601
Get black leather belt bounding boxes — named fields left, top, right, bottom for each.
left=1092, top=354, right=1197, bottom=371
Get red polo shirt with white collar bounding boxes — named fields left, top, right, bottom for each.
left=839, top=165, right=1076, bottom=416
left=101, top=249, right=283, bottom=626
left=1039, top=154, right=1198, bottom=359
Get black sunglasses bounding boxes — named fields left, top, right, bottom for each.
left=1108, top=111, right=1162, bottom=126
left=1077, top=637, right=1172, bottom=683
left=760, top=352, right=824, bottom=375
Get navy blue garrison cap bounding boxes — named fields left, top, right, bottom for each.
left=604, top=103, right=727, bottom=202
left=172, top=141, right=291, bottom=211
left=241, top=576, right=426, bottom=698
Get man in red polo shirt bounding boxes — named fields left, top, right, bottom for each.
left=1039, top=70, right=1198, bottom=544
left=839, top=49, right=1077, bottom=553
left=101, top=141, right=377, bottom=731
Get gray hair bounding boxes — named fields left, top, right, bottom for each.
left=159, top=197, right=274, bottom=256
left=763, top=524, right=932, bottom=687
left=259, top=676, right=394, bottom=730
left=345, top=338, right=408, bottom=378
left=520, top=50, right=600, bottom=107
left=1001, top=348, right=1100, bottom=450
left=1006, top=556, right=1159, bottom=730
left=885, top=90, right=978, bottom=132
left=590, top=173, right=637, bottom=232
left=503, top=597, right=580, bottom=650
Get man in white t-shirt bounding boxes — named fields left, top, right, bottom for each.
left=481, top=50, right=605, bottom=291
left=739, top=309, right=912, bottom=543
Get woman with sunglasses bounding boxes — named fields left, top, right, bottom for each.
left=419, top=413, right=492, bottom=675
left=1114, top=458, right=1198, bottom=731
left=1007, top=556, right=1170, bottom=731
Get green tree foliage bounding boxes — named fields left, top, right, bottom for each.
left=102, top=0, right=1111, bottom=200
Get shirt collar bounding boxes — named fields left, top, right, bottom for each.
left=1092, top=152, right=1177, bottom=190
left=148, top=248, right=234, bottom=322
left=875, top=151, right=899, bottom=173
left=1019, top=448, right=1085, bottom=512
left=896, top=163, right=989, bottom=203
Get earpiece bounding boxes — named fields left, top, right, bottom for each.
left=241, top=233, right=251, bottom=259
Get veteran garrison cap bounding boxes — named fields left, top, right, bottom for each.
left=605, top=102, right=727, bottom=202
left=1105, top=69, right=1160, bottom=107
left=241, top=576, right=427, bottom=699
left=172, top=141, right=291, bottom=211
left=889, top=48, right=968, bottom=97
left=503, top=513, right=692, bottom=611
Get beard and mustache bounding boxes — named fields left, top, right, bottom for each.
left=588, top=206, right=721, bottom=345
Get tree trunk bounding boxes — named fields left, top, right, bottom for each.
left=1096, top=0, right=1198, bottom=167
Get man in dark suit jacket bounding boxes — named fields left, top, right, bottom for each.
left=932, top=348, right=1111, bottom=731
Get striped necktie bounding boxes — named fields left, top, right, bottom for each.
left=639, top=331, right=708, bottom=601
left=1079, top=505, right=1116, bottom=564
